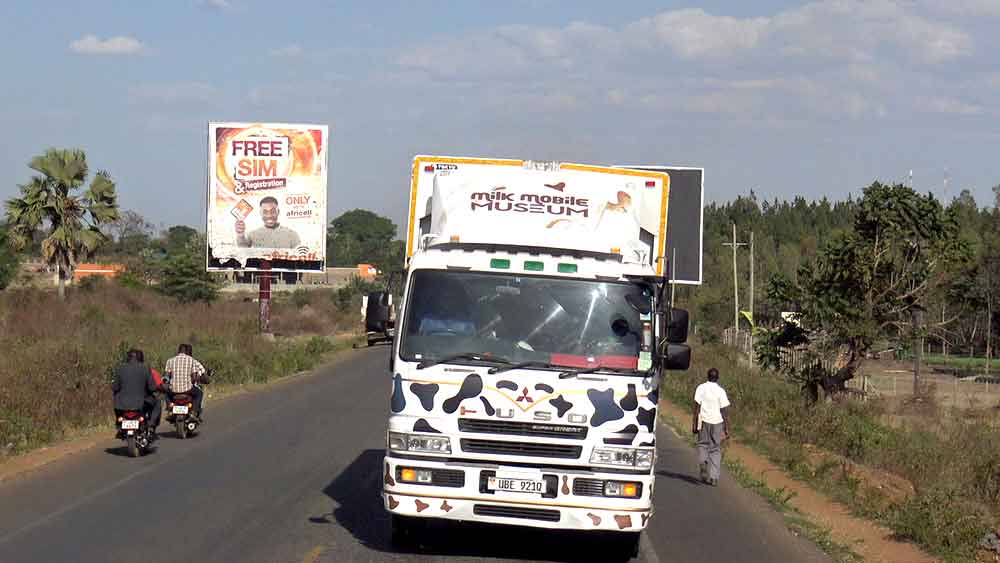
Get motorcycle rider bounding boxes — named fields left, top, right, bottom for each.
left=111, top=348, right=163, bottom=440
left=164, top=343, right=207, bottom=419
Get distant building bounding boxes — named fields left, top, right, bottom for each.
left=73, top=263, right=125, bottom=281
left=357, top=263, right=379, bottom=280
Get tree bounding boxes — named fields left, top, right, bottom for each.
left=0, top=226, right=21, bottom=290
left=327, top=209, right=397, bottom=267
left=101, top=210, right=155, bottom=258
left=4, top=149, right=119, bottom=299
left=757, top=182, right=972, bottom=402
left=164, top=225, right=198, bottom=256
left=159, top=234, right=219, bottom=303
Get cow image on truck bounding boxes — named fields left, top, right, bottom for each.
left=383, top=156, right=692, bottom=557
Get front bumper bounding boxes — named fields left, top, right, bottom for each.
left=382, top=453, right=653, bottom=532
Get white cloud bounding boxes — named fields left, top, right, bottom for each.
left=128, top=82, right=218, bottom=104
left=202, top=0, right=235, bottom=11
left=627, top=9, right=768, bottom=59
left=400, top=1, right=972, bottom=74
left=270, top=45, right=304, bottom=58
left=923, top=0, right=1000, bottom=18
left=69, top=35, right=145, bottom=56
left=916, top=97, right=984, bottom=115
left=390, top=1, right=989, bottom=123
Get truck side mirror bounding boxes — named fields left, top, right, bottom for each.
left=663, top=344, right=691, bottom=370
left=663, top=308, right=691, bottom=370
left=667, top=308, right=689, bottom=343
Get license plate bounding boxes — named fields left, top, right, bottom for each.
left=172, top=405, right=189, bottom=414
left=121, top=420, right=140, bottom=430
left=487, top=475, right=546, bottom=494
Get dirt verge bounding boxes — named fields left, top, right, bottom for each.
left=660, top=398, right=938, bottom=563
left=0, top=338, right=360, bottom=485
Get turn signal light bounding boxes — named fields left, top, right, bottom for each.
left=398, top=467, right=434, bottom=484
left=610, top=247, right=621, bottom=254
left=604, top=480, right=642, bottom=498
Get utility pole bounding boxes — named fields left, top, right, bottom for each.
left=749, top=230, right=755, bottom=367
left=912, top=307, right=923, bottom=394
left=722, top=223, right=748, bottom=342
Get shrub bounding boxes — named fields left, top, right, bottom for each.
left=890, top=488, right=989, bottom=560
left=0, top=283, right=351, bottom=458
left=663, top=342, right=998, bottom=560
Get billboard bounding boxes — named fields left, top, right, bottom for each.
left=408, top=157, right=671, bottom=275
left=617, top=166, right=703, bottom=285
left=206, top=122, right=328, bottom=272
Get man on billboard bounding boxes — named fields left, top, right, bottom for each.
left=235, top=196, right=301, bottom=248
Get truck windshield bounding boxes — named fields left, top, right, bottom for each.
left=400, top=270, right=652, bottom=373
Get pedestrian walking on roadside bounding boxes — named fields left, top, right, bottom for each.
left=692, top=367, right=731, bottom=486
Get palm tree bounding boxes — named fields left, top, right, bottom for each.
left=4, top=149, right=119, bottom=299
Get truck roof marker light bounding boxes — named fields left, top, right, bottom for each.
left=424, top=165, right=435, bottom=172
left=645, top=180, right=656, bottom=187
left=490, top=258, right=510, bottom=269
left=524, top=260, right=544, bottom=271
left=557, top=263, right=578, bottom=273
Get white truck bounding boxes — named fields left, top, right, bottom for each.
left=382, top=156, right=691, bottom=557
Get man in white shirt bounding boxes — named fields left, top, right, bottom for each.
left=692, top=367, right=731, bottom=486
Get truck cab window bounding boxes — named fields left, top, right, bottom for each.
left=400, top=270, right=650, bottom=372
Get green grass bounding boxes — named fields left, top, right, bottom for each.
left=662, top=343, right=994, bottom=563
left=912, top=353, right=1000, bottom=373
left=0, top=283, right=360, bottom=458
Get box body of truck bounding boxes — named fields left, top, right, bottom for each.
left=383, top=156, right=685, bottom=553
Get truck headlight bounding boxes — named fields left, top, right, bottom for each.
left=590, top=447, right=655, bottom=470
left=388, top=431, right=452, bottom=454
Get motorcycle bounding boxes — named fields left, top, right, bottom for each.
left=165, top=369, right=211, bottom=439
left=116, top=410, right=153, bottom=457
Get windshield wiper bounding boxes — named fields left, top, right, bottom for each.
left=488, top=360, right=557, bottom=375
left=416, top=352, right=513, bottom=370
left=558, top=365, right=639, bottom=379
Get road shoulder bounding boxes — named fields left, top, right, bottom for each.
left=0, top=339, right=363, bottom=486
left=658, top=398, right=937, bottom=563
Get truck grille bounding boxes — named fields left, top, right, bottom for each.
left=459, top=418, right=588, bottom=440
left=431, top=468, right=466, bottom=488
left=460, top=439, right=582, bottom=459
left=473, top=504, right=561, bottom=522
left=572, top=478, right=606, bottom=497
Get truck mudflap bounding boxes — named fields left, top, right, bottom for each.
left=382, top=456, right=653, bottom=532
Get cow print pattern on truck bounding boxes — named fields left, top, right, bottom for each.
left=410, top=383, right=439, bottom=411
left=442, top=374, right=483, bottom=414
left=620, top=384, right=638, bottom=411
left=496, top=380, right=518, bottom=391
left=413, top=419, right=442, bottom=433
left=603, top=424, right=639, bottom=445
left=587, top=388, right=625, bottom=427
left=637, top=406, right=656, bottom=432
left=550, top=395, right=573, bottom=418
left=479, top=396, right=496, bottom=416
left=390, top=374, right=405, bottom=413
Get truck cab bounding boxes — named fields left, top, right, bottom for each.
left=382, top=156, right=690, bottom=557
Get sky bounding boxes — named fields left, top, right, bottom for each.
left=2, top=0, right=999, bottom=234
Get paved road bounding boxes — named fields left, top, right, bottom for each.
left=0, top=347, right=828, bottom=563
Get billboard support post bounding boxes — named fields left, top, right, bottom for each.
left=259, top=260, right=272, bottom=334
